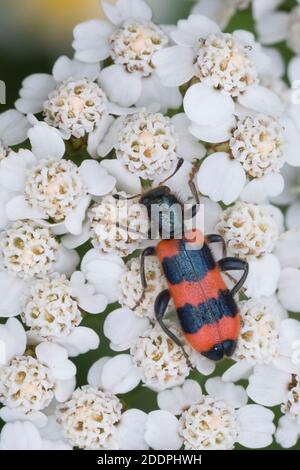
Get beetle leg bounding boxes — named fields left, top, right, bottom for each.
left=155, top=289, right=193, bottom=368
left=218, top=257, right=249, bottom=297
left=133, top=246, right=156, bottom=311
left=206, top=234, right=226, bottom=258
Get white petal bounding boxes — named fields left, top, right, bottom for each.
left=145, top=411, right=182, bottom=450
left=192, top=0, right=234, bottom=29
left=87, top=357, right=110, bottom=388
left=262, top=47, right=285, bottom=79
left=0, top=149, right=35, bottom=192
left=101, top=159, right=142, bottom=194
left=192, top=352, right=216, bottom=376
left=54, top=377, right=76, bottom=402
left=0, top=318, right=27, bottom=365
left=152, top=46, right=195, bottom=87
left=222, top=360, right=253, bottom=383
left=102, top=0, right=152, bottom=25
left=52, top=245, right=80, bottom=277
left=0, top=407, right=47, bottom=428
left=247, top=364, right=289, bottom=406
left=238, top=84, right=284, bottom=117
left=104, top=308, right=149, bottom=351
left=286, top=203, right=300, bottom=230
left=15, top=74, right=56, bottom=114
left=237, top=405, right=275, bottom=449
left=81, top=252, right=125, bottom=303
left=205, top=377, right=248, bottom=409
left=78, top=293, right=107, bottom=314
left=79, top=160, right=116, bottom=196
left=62, top=221, right=91, bottom=249
left=173, top=14, right=220, bottom=46
left=87, top=114, right=113, bottom=158
left=6, top=195, right=46, bottom=221
left=136, top=75, right=182, bottom=113
left=56, top=327, right=99, bottom=357
left=274, top=230, right=300, bottom=268
left=288, top=56, right=300, bottom=85
left=52, top=56, right=100, bottom=82
left=171, top=113, right=206, bottom=160
left=64, top=196, right=91, bottom=236
left=157, top=380, right=202, bottom=415
left=256, top=11, right=289, bottom=45
left=28, top=123, right=65, bottom=160
left=99, top=65, right=142, bottom=107
left=36, top=342, right=76, bottom=380
left=184, top=83, right=235, bottom=127
left=244, top=254, right=280, bottom=298
left=275, top=415, right=300, bottom=449
left=117, top=409, right=148, bottom=450
left=240, top=173, right=284, bottom=204
left=189, top=116, right=236, bottom=144
left=0, top=422, right=42, bottom=450
left=0, top=110, right=30, bottom=146
left=197, top=152, right=245, bottom=205
left=73, top=20, right=113, bottom=62
left=253, top=0, right=284, bottom=21
left=101, top=354, right=141, bottom=394
left=0, top=272, right=26, bottom=318
left=282, top=117, right=300, bottom=167
left=278, top=268, right=300, bottom=312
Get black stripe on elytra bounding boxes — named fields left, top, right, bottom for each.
left=162, top=241, right=216, bottom=285
left=177, top=290, right=238, bottom=334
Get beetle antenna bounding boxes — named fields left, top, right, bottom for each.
left=113, top=193, right=142, bottom=201
left=159, top=158, right=184, bottom=185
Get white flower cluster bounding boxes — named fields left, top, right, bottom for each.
left=1, top=0, right=300, bottom=451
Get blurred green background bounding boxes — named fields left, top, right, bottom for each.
left=0, top=0, right=299, bottom=451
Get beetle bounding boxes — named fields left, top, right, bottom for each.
left=116, top=160, right=249, bottom=362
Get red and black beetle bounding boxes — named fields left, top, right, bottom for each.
left=116, top=160, right=249, bottom=362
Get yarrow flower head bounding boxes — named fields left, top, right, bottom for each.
left=0, top=355, right=55, bottom=413
left=119, top=256, right=167, bottom=320
left=25, top=159, right=86, bottom=223
left=43, top=78, right=108, bottom=139
left=109, top=19, right=168, bottom=77
left=116, top=112, right=178, bottom=180
left=281, top=375, right=300, bottom=419
left=88, top=193, right=148, bottom=257
left=56, top=385, right=122, bottom=450
left=230, top=114, right=285, bottom=178
left=21, top=274, right=81, bottom=339
left=194, top=32, right=258, bottom=97
left=130, top=323, right=191, bottom=392
left=0, top=221, right=58, bottom=280
left=179, top=397, right=238, bottom=450
left=217, top=202, right=279, bottom=259
left=234, top=297, right=285, bottom=364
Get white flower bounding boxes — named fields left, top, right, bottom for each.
left=0, top=327, right=76, bottom=423
left=275, top=230, right=300, bottom=311
left=217, top=201, right=279, bottom=259
left=88, top=193, right=148, bottom=256
left=77, top=249, right=125, bottom=304
left=148, top=379, right=275, bottom=450
left=275, top=413, right=300, bottom=449
left=0, top=421, right=71, bottom=450
left=1, top=121, right=116, bottom=234
left=98, top=111, right=205, bottom=186
left=0, top=109, right=30, bottom=147
left=115, top=112, right=177, bottom=179
left=56, top=385, right=122, bottom=450
left=119, top=256, right=168, bottom=320
left=73, top=0, right=181, bottom=110
left=247, top=365, right=300, bottom=434
left=0, top=221, right=59, bottom=280
left=230, top=114, right=284, bottom=178
left=0, top=355, right=56, bottom=413
left=19, top=272, right=104, bottom=357
left=130, top=322, right=193, bottom=392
